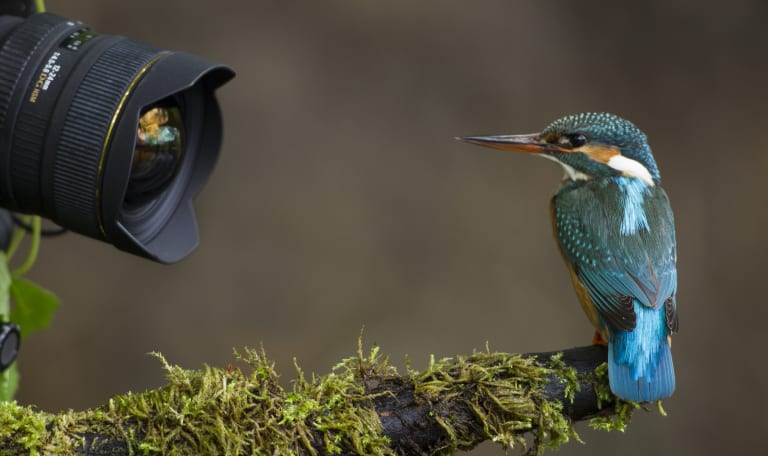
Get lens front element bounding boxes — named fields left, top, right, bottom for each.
left=127, top=99, right=184, bottom=206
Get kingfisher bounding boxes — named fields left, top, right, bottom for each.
left=460, top=113, right=678, bottom=402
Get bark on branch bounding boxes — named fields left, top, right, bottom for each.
left=0, top=344, right=643, bottom=455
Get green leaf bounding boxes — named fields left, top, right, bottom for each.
left=9, top=278, right=59, bottom=339
left=0, top=252, right=10, bottom=320
left=0, top=363, right=19, bottom=401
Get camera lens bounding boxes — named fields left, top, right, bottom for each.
left=0, top=13, right=234, bottom=263
left=127, top=98, right=185, bottom=206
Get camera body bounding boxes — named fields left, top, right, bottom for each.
left=0, top=13, right=234, bottom=263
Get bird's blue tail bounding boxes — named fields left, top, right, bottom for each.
left=607, top=300, right=675, bottom=402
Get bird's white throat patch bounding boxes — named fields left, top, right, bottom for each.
left=539, top=155, right=590, bottom=181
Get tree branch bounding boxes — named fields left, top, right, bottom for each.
left=0, top=344, right=641, bottom=455
left=380, top=345, right=625, bottom=454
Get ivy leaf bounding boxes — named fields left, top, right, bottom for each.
left=0, top=363, right=19, bottom=402
left=9, top=278, right=59, bottom=339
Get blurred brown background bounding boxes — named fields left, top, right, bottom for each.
left=13, top=0, right=768, bottom=454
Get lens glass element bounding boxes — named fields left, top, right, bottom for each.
left=125, top=98, right=185, bottom=206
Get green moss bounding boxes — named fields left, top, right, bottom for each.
left=0, top=344, right=638, bottom=455
left=587, top=362, right=639, bottom=432
left=411, top=350, right=581, bottom=455
left=547, top=352, right=580, bottom=404
left=0, top=401, right=47, bottom=455
left=0, top=346, right=393, bottom=455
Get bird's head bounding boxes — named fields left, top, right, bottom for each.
left=461, top=112, right=660, bottom=186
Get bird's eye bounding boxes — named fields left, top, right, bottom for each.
left=558, top=133, right=588, bottom=148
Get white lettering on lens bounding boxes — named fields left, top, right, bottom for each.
left=29, top=52, right=62, bottom=104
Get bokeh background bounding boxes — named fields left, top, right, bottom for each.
left=11, top=0, right=768, bottom=454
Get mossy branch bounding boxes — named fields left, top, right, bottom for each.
left=0, top=344, right=644, bottom=455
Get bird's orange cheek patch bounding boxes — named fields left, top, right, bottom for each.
left=578, top=144, right=621, bottom=164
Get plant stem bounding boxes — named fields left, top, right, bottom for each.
left=34, top=0, right=45, bottom=13
left=5, top=225, right=25, bottom=262
left=12, top=216, right=40, bottom=277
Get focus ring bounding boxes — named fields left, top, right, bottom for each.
left=52, top=38, right=159, bottom=238
left=0, top=13, right=61, bottom=128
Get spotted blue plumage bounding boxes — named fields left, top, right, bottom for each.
left=554, top=175, right=677, bottom=401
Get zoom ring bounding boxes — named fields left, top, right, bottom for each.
left=0, top=13, right=61, bottom=128
left=52, top=38, right=159, bottom=238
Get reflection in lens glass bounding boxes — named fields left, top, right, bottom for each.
left=125, top=98, right=184, bottom=206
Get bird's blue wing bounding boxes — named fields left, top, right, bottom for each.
left=552, top=179, right=677, bottom=332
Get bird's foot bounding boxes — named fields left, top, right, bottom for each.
left=592, top=331, right=608, bottom=347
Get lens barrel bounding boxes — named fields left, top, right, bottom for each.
left=0, top=13, right=234, bottom=263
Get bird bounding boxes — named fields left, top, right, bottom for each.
left=459, top=112, right=678, bottom=402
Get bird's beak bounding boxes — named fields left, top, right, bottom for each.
left=457, top=133, right=568, bottom=154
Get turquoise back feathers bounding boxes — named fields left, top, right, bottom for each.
left=553, top=176, right=677, bottom=401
